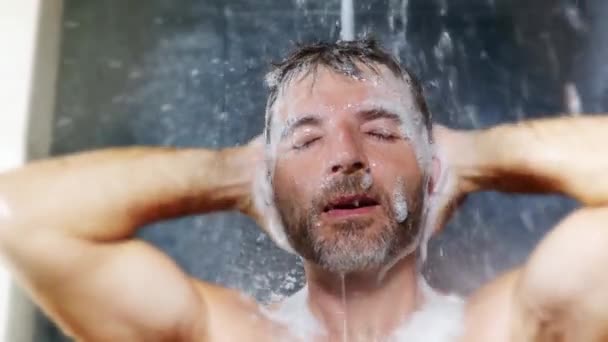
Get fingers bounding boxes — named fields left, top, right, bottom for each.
left=426, top=187, right=465, bottom=235
left=426, top=125, right=467, bottom=234
left=247, top=155, right=272, bottom=232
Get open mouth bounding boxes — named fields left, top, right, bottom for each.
left=323, top=194, right=380, bottom=217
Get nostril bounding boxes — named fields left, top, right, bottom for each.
left=352, top=161, right=364, bottom=170
left=331, top=161, right=365, bottom=174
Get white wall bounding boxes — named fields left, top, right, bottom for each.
left=0, top=0, right=63, bottom=340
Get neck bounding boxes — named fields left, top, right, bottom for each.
left=304, top=255, right=422, bottom=341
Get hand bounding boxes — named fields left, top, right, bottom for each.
left=426, top=125, right=476, bottom=233
left=229, top=136, right=296, bottom=253
left=224, top=135, right=268, bottom=228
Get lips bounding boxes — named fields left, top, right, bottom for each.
left=322, top=194, right=380, bottom=218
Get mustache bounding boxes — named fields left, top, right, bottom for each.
left=312, top=173, right=381, bottom=209
left=322, top=174, right=367, bottom=194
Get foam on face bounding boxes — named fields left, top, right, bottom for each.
left=377, top=172, right=433, bottom=284
left=359, top=73, right=432, bottom=171
left=258, top=66, right=434, bottom=255
left=392, top=177, right=409, bottom=223
left=360, top=172, right=373, bottom=190
left=252, top=77, right=313, bottom=252
left=359, top=72, right=436, bottom=265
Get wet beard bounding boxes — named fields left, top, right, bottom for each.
left=274, top=175, right=425, bottom=274
left=310, top=214, right=402, bottom=274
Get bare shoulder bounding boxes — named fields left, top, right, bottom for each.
left=460, top=269, right=522, bottom=342
left=191, top=280, right=291, bottom=342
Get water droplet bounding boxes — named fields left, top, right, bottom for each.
left=564, top=82, right=582, bottom=115
left=64, top=21, right=80, bottom=29
left=107, top=59, right=123, bottom=69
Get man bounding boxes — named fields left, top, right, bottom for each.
left=0, top=39, right=607, bottom=341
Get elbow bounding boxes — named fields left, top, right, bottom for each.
left=0, top=207, right=37, bottom=277
left=0, top=193, right=38, bottom=267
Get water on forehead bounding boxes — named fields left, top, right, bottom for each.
left=274, top=67, right=417, bottom=122
left=268, top=66, right=432, bottom=170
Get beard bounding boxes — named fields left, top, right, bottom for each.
left=274, top=173, right=425, bottom=274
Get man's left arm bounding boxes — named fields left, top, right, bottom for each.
left=439, top=115, right=608, bottom=341
left=441, top=115, right=608, bottom=205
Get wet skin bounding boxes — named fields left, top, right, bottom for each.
left=271, top=67, right=427, bottom=277
left=2, top=65, right=608, bottom=341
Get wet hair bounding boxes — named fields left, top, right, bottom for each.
left=263, top=38, right=432, bottom=144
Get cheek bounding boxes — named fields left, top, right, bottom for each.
left=368, top=146, right=423, bottom=192
left=273, top=158, right=319, bottom=201
left=369, top=140, right=421, bottom=170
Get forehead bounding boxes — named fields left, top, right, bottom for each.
left=274, top=65, right=417, bottom=121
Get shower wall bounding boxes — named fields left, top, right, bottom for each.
left=36, top=0, right=607, bottom=340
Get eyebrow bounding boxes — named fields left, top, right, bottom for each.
left=357, top=107, right=403, bottom=125
left=280, top=114, right=322, bottom=140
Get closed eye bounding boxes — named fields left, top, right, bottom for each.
left=294, top=137, right=321, bottom=150
left=366, top=131, right=399, bottom=141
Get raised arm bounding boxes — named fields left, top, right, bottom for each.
left=438, top=115, right=608, bottom=206
left=0, top=142, right=261, bottom=341
left=441, top=115, right=608, bottom=341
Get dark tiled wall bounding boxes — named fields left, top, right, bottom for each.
left=38, top=0, right=607, bottom=340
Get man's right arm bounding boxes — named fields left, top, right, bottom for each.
left=0, top=143, right=261, bottom=341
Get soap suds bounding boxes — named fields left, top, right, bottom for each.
left=264, top=277, right=464, bottom=342
left=261, top=286, right=325, bottom=341
left=392, top=178, right=409, bottom=223
left=389, top=277, right=464, bottom=342
left=361, top=172, right=373, bottom=190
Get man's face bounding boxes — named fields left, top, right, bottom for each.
left=270, top=66, right=428, bottom=273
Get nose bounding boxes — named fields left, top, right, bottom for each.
left=328, top=130, right=368, bottom=175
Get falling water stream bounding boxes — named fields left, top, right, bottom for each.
left=340, top=273, right=348, bottom=342
left=340, top=2, right=355, bottom=340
